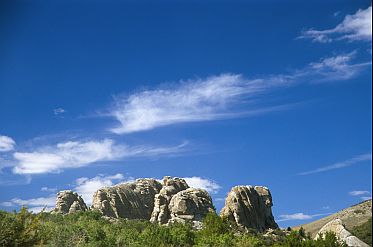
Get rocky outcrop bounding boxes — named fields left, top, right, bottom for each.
left=91, top=177, right=214, bottom=225
left=150, top=176, right=190, bottom=224
left=315, top=219, right=370, bottom=247
left=220, top=185, right=278, bottom=232
left=50, top=177, right=281, bottom=232
left=168, top=188, right=215, bottom=226
left=91, top=178, right=162, bottom=219
left=53, top=190, right=88, bottom=214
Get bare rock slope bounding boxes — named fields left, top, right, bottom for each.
left=315, top=219, right=370, bottom=247
left=294, top=199, right=372, bottom=238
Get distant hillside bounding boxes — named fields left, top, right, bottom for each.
left=294, top=199, right=372, bottom=238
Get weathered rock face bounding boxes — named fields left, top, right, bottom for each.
left=220, top=186, right=278, bottom=232
left=168, top=188, right=215, bottom=225
left=91, top=176, right=214, bottom=225
left=315, top=219, right=370, bottom=247
left=91, top=178, right=162, bottom=219
left=53, top=190, right=88, bottom=214
left=150, top=176, right=189, bottom=224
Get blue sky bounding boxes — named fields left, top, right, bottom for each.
left=0, top=0, right=371, bottom=227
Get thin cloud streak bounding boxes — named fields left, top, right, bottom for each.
left=349, top=190, right=370, bottom=196
left=298, top=153, right=372, bottom=176
left=109, top=54, right=370, bottom=134
left=277, top=212, right=331, bottom=222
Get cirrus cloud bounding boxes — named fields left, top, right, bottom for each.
left=108, top=53, right=370, bottom=134
left=298, top=153, right=372, bottom=175
left=298, top=6, right=372, bottom=43
left=12, top=139, right=188, bottom=174
left=348, top=190, right=370, bottom=196
left=277, top=212, right=330, bottom=222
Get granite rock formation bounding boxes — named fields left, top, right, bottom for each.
left=52, top=177, right=279, bottom=232
left=220, top=185, right=278, bottom=232
left=53, top=190, right=88, bottom=214
left=91, top=178, right=162, bottom=219
left=90, top=176, right=215, bottom=225
left=168, top=188, right=215, bottom=225
left=150, top=176, right=190, bottom=224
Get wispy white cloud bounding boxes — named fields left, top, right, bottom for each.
left=0, top=135, right=16, bottom=152
left=277, top=212, right=330, bottom=222
left=298, top=6, right=372, bottom=42
left=349, top=190, right=370, bottom=196
left=307, top=52, right=370, bottom=82
left=349, top=190, right=372, bottom=201
left=108, top=54, right=369, bottom=134
left=12, top=139, right=188, bottom=174
left=182, top=176, right=221, bottom=194
left=53, top=108, right=66, bottom=115
left=298, top=153, right=372, bottom=175
left=109, top=74, right=277, bottom=134
left=74, top=173, right=133, bottom=205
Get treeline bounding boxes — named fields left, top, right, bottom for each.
left=0, top=208, right=347, bottom=247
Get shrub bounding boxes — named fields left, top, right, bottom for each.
left=0, top=207, right=43, bottom=247
left=234, top=234, right=264, bottom=247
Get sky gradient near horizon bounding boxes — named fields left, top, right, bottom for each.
left=0, top=0, right=372, bottom=227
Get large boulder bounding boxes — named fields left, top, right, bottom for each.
left=168, top=188, right=215, bottom=225
left=150, top=176, right=190, bottom=224
left=53, top=190, right=88, bottom=214
left=315, top=219, right=370, bottom=247
left=220, top=185, right=278, bottom=232
left=91, top=178, right=162, bottom=219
